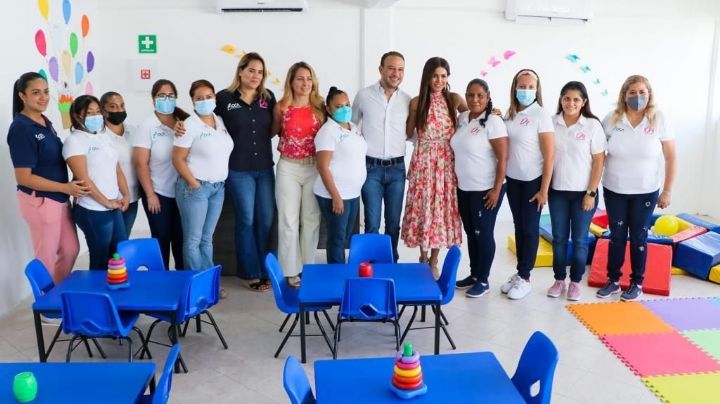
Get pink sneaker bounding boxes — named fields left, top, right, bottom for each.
left=567, top=282, right=582, bottom=301
left=547, top=280, right=566, bottom=298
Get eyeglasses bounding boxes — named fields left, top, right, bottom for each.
left=155, top=94, right=177, bottom=101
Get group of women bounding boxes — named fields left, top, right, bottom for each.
left=8, top=51, right=675, bottom=303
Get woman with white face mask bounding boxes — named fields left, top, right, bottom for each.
left=64, top=95, right=130, bottom=269
left=173, top=80, right=234, bottom=271
left=501, top=69, right=555, bottom=300
left=595, top=75, right=676, bottom=302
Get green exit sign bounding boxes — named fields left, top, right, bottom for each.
left=138, top=35, right=157, bottom=54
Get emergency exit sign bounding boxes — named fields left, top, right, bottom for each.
left=138, top=35, right=157, bottom=54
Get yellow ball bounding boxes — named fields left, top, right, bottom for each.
left=654, top=215, right=679, bottom=236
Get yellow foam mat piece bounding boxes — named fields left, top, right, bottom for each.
left=506, top=235, right=552, bottom=267
left=589, top=223, right=606, bottom=237
left=642, top=372, right=720, bottom=404
left=709, top=265, right=720, bottom=284
left=671, top=266, right=689, bottom=276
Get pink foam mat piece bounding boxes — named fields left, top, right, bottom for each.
left=642, top=298, right=720, bottom=330
left=601, top=332, right=720, bottom=377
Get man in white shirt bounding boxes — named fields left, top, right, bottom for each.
left=352, top=51, right=411, bottom=262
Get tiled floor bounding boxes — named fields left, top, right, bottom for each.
left=1, top=221, right=718, bottom=403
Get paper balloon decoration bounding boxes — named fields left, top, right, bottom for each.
left=38, top=0, right=49, bottom=20
left=70, top=33, right=79, bottom=57
left=48, top=57, right=59, bottom=82
left=39, top=69, right=48, bottom=80
left=62, top=50, right=72, bottom=80
left=86, top=51, right=95, bottom=73
left=35, top=30, right=46, bottom=56
left=85, top=81, right=94, bottom=95
left=81, top=15, right=90, bottom=37
left=62, top=0, right=71, bottom=24
left=74, top=62, right=83, bottom=84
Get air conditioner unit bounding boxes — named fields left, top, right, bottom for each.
left=505, top=0, right=592, bottom=24
left=216, top=0, right=308, bottom=13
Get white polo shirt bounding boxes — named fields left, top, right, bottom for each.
left=63, top=130, right=120, bottom=211
left=174, top=113, right=234, bottom=183
left=133, top=114, right=178, bottom=198
left=551, top=114, right=606, bottom=192
left=351, top=82, right=411, bottom=159
left=313, top=119, right=368, bottom=199
left=505, top=102, right=554, bottom=181
left=107, top=125, right=139, bottom=203
left=602, top=111, right=674, bottom=194
left=451, top=111, right=508, bottom=192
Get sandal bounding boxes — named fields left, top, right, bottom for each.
left=242, top=279, right=270, bottom=292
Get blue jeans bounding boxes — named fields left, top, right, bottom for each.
left=226, top=169, right=275, bottom=280
left=361, top=159, right=405, bottom=262
left=604, top=188, right=659, bottom=284
left=175, top=178, right=225, bottom=270
left=506, top=176, right=543, bottom=280
left=141, top=191, right=183, bottom=270
left=548, top=189, right=598, bottom=282
left=122, top=201, right=139, bottom=238
left=316, top=196, right=360, bottom=264
left=72, top=205, right=127, bottom=269
left=457, top=185, right=505, bottom=284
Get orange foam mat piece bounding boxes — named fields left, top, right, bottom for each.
left=588, top=239, right=672, bottom=296
left=643, top=372, right=720, bottom=403
left=601, top=332, right=720, bottom=377
left=567, top=302, right=674, bottom=336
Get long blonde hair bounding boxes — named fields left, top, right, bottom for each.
left=611, top=74, right=656, bottom=127
left=227, top=52, right=271, bottom=101
left=279, top=61, right=325, bottom=122
left=505, top=69, right=543, bottom=121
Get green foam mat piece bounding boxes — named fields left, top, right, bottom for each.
left=683, top=330, right=720, bottom=362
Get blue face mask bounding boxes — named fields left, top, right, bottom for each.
left=516, top=89, right=536, bottom=107
left=332, top=106, right=352, bottom=124
left=84, top=115, right=104, bottom=133
left=626, top=95, right=649, bottom=111
left=194, top=99, right=216, bottom=116
left=155, top=98, right=176, bottom=115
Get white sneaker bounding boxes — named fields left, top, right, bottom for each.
left=507, top=278, right=532, bottom=300
left=500, top=274, right=521, bottom=294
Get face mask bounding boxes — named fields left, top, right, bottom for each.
left=626, top=94, right=649, bottom=111
left=106, top=111, right=127, bottom=125
left=194, top=99, right=216, bottom=116
left=84, top=115, right=104, bottom=133
left=155, top=98, right=176, bottom=115
left=332, top=106, right=352, bottom=124
left=516, top=89, right=536, bottom=107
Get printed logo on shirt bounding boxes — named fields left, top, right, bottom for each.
left=259, top=99, right=268, bottom=109
left=575, top=132, right=586, bottom=140
left=199, top=132, right=212, bottom=139
left=151, top=130, right=168, bottom=140
left=87, top=145, right=101, bottom=154
left=519, top=117, right=530, bottom=126
left=34, top=133, right=46, bottom=141
left=613, top=127, right=624, bottom=132
left=644, top=126, right=655, bottom=135
left=470, top=125, right=481, bottom=135
left=227, top=103, right=242, bottom=111
left=338, top=132, right=350, bottom=143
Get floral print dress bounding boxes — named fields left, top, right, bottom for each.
left=401, top=91, right=462, bottom=249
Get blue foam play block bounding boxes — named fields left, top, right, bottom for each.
left=677, top=213, right=720, bottom=233
left=673, top=231, right=720, bottom=279
left=539, top=218, right=597, bottom=265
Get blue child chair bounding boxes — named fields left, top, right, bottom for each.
left=138, top=344, right=181, bottom=404
left=347, top=234, right=394, bottom=266
left=265, top=254, right=334, bottom=357
left=511, top=331, right=559, bottom=404
left=283, top=355, right=316, bottom=404
left=117, top=238, right=166, bottom=271
left=333, top=277, right=399, bottom=359
left=60, top=291, right=148, bottom=362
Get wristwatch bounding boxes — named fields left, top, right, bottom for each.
left=586, top=189, right=597, bottom=197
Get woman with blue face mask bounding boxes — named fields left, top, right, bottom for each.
left=595, top=75, right=676, bottom=302
left=173, top=80, right=234, bottom=271
left=314, top=87, right=367, bottom=263
left=133, top=79, right=189, bottom=269
left=501, top=69, right=555, bottom=300
left=63, top=95, right=130, bottom=269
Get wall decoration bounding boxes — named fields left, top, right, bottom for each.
left=479, top=49, right=517, bottom=78
left=565, top=54, right=609, bottom=97
left=34, top=0, right=95, bottom=129
left=220, top=44, right=284, bottom=90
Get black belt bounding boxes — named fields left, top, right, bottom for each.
left=366, top=156, right=404, bottom=166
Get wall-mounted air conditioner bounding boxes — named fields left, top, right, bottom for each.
left=216, top=0, right=308, bottom=13
left=505, top=0, right=592, bottom=24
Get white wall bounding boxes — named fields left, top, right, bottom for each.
left=2, top=0, right=719, bottom=316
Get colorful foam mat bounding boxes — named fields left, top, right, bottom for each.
left=643, top=372, right=720, bottom=404
left=566, top=301, right=674, bottom=335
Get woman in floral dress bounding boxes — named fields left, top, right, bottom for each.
left=402, top=57, right=467, bottom=278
